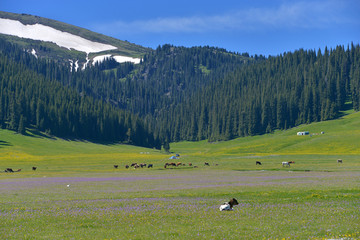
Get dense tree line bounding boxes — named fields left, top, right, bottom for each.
left=1, top=37, right=359, bottom=145
left=159, top=44, right=360, bottom=141
left=0, top=39, right=161, bottom=149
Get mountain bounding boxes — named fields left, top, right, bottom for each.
left=0, top=11, right=359, bottom=146
left=0, top=11, right=150, bottom=69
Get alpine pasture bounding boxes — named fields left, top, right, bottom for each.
left=1, top=112, right=360, bottom=239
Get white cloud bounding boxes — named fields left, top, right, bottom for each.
left=93, top=0, right=355, bottom=35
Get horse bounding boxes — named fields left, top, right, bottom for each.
left=32, top=167, right=37, bottom=171
left=125, top=165, right=129, bottom=169
left=337, top=159, right=343, bottom=163
left=147, top=164, right=153, bottom=168
left=204, top=162, right=210, bottom=166
left=219, top=198, right=239, bottom=211
left=114, top=165, right=118, bottom=169
left=256, top=161, right=262, bottom=165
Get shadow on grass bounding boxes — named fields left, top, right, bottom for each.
left=0, top=140, right=12, bottom=147
left=337, top=101, right=354, bottom=118
left=25, top=129, right=56, bottom=140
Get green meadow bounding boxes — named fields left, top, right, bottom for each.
left=1, top=112, right=360, bottom=239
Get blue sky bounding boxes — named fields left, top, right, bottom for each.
left=1, top=0, right=359, bottom=56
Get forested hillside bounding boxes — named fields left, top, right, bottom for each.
left=0, top=39, right=161, bottom=149
left=0, top=33, right=359, bottom=146
left=162, top=44, right=360, bottom=141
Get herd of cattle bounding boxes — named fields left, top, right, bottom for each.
left=3, top=159, right=344, bottom=172
left=117, top=162, right=215, bottom=169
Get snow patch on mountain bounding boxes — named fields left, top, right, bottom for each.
left=113, top=55, right=141, bottom=64
left=31, top=49, right=37, bottom=58
left=92, top=54, right=141, bottom=65
left=0, top=18, right=117, bottom=53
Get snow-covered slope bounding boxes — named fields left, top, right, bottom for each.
left=0, top=18, right=117, bottom=54
left=0, top=16, right=143, bottom=66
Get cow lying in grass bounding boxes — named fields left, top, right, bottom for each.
left=219, top=198, right=239, bottom=211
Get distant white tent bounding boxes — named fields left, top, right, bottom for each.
left=169, top=156, right=177, bottom=159
left=297, top=131, right=309, bottom=136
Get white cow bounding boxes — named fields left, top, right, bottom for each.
left=282, top=162, right=290, bottom=167
left=219, top=198, right=239, bottom=211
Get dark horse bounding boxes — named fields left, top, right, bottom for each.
left=256, top=161, right=262, bottom=165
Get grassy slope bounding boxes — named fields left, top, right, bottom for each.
left=0, top=111, right=359, bottom=175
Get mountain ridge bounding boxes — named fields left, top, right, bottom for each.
left=0, top=11, right=151, bottom=68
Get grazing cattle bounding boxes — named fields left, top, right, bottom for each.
left=114, top=165, right=118, bottom=169
left=140, top=163, right=147, bottom=168
left=337, top=159, right=343, bottom=163
left=32, top=167, right=37, bottom=171
left=176, top=162, right=182, bottom=167
left=282, top=162, right=290, bottom=167
left=189, top=163, right=192, bottom=166
left=5, top=168, right=21, bottom=173
left=219, top=198, right=239, bottom=211
left=132, top=164, right=140, bottom=169
left=130, top=163, right=137, bottom=167
left=147, top=164, right=153, bottom=168
left=164, top=162, right=176, bottom=168
left=256, top=161, right=262, bottom=165
left=204, top=162, right=210, bottom=166
left=288, top=161, right=295, bottom=164
left=125, top=165, right=129, bottom=169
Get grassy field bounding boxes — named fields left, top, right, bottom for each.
left=0, top=112, right=360, bottom=239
